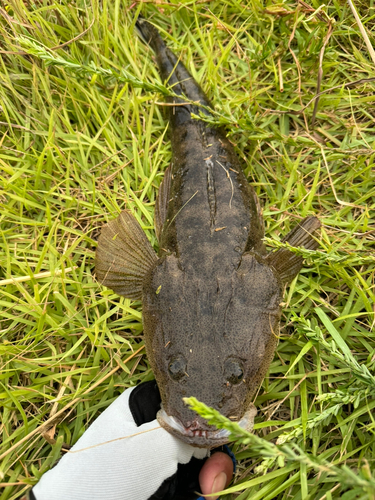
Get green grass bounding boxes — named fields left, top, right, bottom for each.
left=0, top=0, right=374, bottom=499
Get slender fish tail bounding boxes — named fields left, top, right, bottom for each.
left=135, top=16, right=212, bottom=116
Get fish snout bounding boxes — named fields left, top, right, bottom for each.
left=157, top=408, right=227, bottom=447
left=156, top=402, right=257, bottom=448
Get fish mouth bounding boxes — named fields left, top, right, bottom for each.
left=157, top=404, right=257, bottom=448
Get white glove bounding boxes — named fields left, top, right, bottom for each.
left=31, top=384, right=208, bottom=500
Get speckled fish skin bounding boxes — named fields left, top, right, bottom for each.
left=95, top=17, right=320, bottom=448
left=139, top=18, right=275, bottom=446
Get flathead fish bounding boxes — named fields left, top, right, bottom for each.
left=95, top=18, right=320, bottom=448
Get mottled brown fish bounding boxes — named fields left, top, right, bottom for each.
left=95, top=18, right=320, bottom=448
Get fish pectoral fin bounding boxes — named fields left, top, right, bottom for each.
left=154, top=165, right=172, bottom=241
left=95, top=210, right=158, bottom=299
left=266, top=216, right=321, bottom=285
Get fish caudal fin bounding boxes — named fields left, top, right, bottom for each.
left=135, top=15, right=212, bottom=114
left=266, top=216, right=321, bottom=285
left=95, top=211, right=158, bottom=299
left=135, top=15, right=160, bottom=49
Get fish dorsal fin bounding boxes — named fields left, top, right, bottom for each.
left=95, top=210, right=158, bottom=300
left=266, top=216, right=321, bottom=285
left=154, top=165, right=172, bottom=241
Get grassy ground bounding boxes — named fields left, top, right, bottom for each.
left=0, top=0, right=374, bottom=499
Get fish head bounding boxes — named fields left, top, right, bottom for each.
left=142, top=253, right=282, bottom=448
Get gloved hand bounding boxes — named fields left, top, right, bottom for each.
left=28, top=381, right=234, bottom=500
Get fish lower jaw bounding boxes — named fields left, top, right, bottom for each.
left=157, top=405, right=257, bottom=448
left=157, top=409, right=229, bottom=448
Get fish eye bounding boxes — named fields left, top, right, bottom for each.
left=224, top=359, right=244, bottom=385
left=168, top=356, right=187, bottom=381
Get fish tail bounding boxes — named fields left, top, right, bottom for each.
left=135, top=15, right=161, bottom=51
left=135, top=16, right=212, bottom=112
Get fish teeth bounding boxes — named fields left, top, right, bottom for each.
left=192, top=430, right=208, bottom=438
left=157, top=405, right=257, bottom=444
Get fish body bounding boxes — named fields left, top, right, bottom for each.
left=95, top=18, right=320, bottom=448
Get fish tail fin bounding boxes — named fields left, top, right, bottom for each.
left=135, top=15, right=212, bottom=111
left=135, top=15, right=160, bottom=50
